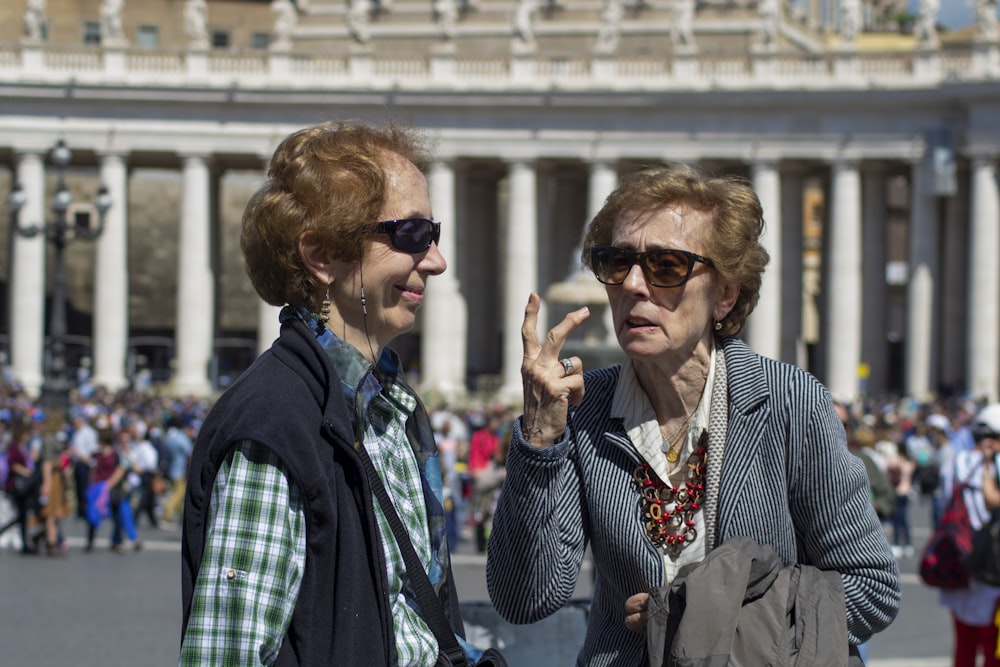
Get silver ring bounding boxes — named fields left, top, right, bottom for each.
left=560, top=358, right=575, bottom=376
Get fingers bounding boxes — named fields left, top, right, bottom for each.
left=521, top=292, right=542, bottom=361
left=541, top=304, right=591, bottom=364
left=624, top=592, right=650, bottom=635
left=519, top=293, right=591, bottom=446
left=521, top=293, right=591, bottom=365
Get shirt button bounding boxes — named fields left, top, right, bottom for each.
left=226, top=569, right=237, bottom=580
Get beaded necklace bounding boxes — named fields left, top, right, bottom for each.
left=632, top=430, right=707, bottom=557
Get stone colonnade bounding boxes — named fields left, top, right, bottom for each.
left=6, top=143, right=1000, bottom=404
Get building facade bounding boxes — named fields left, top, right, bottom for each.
left=1, top=0, right=998, bottom=404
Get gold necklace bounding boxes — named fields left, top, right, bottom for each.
left=660, top=412, right=694, bottom=463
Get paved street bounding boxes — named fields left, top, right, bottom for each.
left=0, top=497, right=954, bottom=666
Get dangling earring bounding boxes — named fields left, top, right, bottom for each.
left=714, top=320, right=723, bottom=332
left=320, top=284, right=332, bottom=324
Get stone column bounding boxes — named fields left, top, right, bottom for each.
left=256, top=299, right=281, bottom=341
left=587, top=160, right=617, bottom=224
left=748, top=159, right=781, bottom=361
left=968, top=154, right=1000, bottom=401
left=257, top=301, right=282, bottom=355
left=500, top=159, right=538, bottom=402
left=251, top=160, right=281, bottom=357
left=421, top=159, right=468, bottom=400
left=779, top=166, right=805, bottom=366
left=172, top=154, right=215, bottom=396
left=9, top=151, right=47, bottom=396
left=906, top=154, right=937, bottom=400
left=860, top=163, right=888, bottom=396
left=825, top=158, right=863, bottom=403
left=90, top=152, right=130, bottom=391
left=588, top=160, right=618, bottom=344
left=938, top=170, right=968, bottom=393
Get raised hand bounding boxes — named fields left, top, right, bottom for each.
left=520, top=292, right=590, bottom=448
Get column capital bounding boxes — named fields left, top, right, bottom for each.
left=12, top=147, right=49, bottom=161
left=586, top=157, right=618, bottom=169
left=178, top=151, right=215, bottom=166
left=429, top=158, right=457, bottom=173
left=502, top=156, right=538, bottom=169
left=964, top=148, right=1000, bottom=164
left=96, top=148, right=131, bottom=161
left=826, top=154, right=862, bottom=169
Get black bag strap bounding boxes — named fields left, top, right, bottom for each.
left=354, top=435, right=467, bottom=667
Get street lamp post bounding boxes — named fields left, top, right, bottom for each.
left=7, top=140, right=112, bottom=409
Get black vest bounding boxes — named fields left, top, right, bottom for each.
left=181, top=318, right=464, bottom=665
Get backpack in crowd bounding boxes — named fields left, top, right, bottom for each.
left=966, top=510, right=1000, bottom=587
left=918, top=470, right=978, bottom=589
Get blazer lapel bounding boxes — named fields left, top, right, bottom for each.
left=713, top=337, right=772, bottom=542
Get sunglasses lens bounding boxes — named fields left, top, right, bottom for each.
left=646, top=251, right=688, bottom=287
left=593, top=248, right=632, bottom=284
left=392, top=219, right=439, bottom=253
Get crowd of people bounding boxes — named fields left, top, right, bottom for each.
left=0, top=384, right=205, bottom=556
left=839, top=396, right=1000, bottom=666
left=0, top=376, right=522, bottom=561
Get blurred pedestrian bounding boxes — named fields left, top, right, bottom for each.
left=36, top=410, right=71, bottom=556
left=160, top=417, right=194, bottom=526
left=4, top=420, right=41, bottom=555
left=85, top=429, right=140, bottom=553
left=126, top=422, right=160, bottom=529
left=938, top=403, right=1000, bottom=667
left=67, top=414, right=99, bottom=520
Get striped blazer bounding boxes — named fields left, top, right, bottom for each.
left=486, top=335, right=901, bottom=666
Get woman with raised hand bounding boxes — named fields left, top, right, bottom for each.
left=487, top=163, right=900, bottom=665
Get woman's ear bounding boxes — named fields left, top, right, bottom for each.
left=713, top=282, right=740, bottom=322
left=298, top=231, right=335, bottom=285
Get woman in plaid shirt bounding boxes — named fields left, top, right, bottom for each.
left=180, top=120, right=478, bottom=666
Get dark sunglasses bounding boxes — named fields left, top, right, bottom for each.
left=590, top=246, right=714, bottom=288
left=372, top=218, right=441, bottom=253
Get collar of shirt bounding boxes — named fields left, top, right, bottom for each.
left=281, top=305, right=406, bottom=431
left=609, top=343, right=716, bottom=484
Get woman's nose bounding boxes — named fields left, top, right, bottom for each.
left=421, top=241, right=447, bottom=274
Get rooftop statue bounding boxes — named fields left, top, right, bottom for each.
left=839, top=0, right=860, bottom=45
left=978, top=0, right=999, bottom=41
left=100, top=0, right=128, bottom=46
left=24, top=0, right=48, bottom=42
left=757, top=0, right=780, bottom=51
left=184, top=0, right=208, bottom=49
left=347, top=0, right=372, bottom=44
left=673, top=0, right=695, bottom=50
left=512, top=0, right=539, bottom=51
left=433, top=0, right=459, bottom=41
left=272, top=0, right=297, bottom=49
left=916, top=0, right=939, bottom=48
left=594, top=0, right=624, bottom=55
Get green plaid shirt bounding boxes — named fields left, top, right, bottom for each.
left=180, top=309, right=471, bottom=666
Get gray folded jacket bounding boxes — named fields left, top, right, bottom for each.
left=646, top=536, right=860, bottom=667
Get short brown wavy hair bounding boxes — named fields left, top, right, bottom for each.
left=581, top=163, right=769, bottom=336
left=241, top=120, right=431, bottom=311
